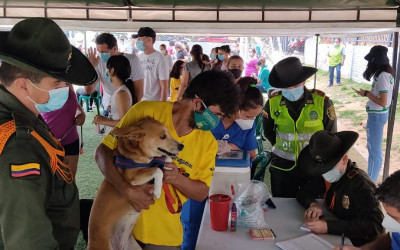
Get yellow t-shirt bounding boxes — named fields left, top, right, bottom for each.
left=101, top=101, right=217, bottom=246
left=170, top=77, right=181, bottom=102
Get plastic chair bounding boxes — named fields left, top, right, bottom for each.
left=78, top=91, right=102, bottom=114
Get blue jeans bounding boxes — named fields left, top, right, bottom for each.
left=329, top=64, right=341, bottom=86
left=181, top=199, right=207, bottom=250
left=367, top=112, right=389, bottom=182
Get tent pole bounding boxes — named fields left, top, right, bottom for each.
left=383, top=32, right=399, bottom=181
left=314, top=34, right=320, bottom=89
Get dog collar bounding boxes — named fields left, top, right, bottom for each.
left=115, top=156, right=165, bottom=169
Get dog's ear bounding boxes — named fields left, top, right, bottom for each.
left=112, top=126, right=145, bottom=140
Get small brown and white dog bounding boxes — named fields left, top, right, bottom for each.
left=88, top=117, right=184, bottom=250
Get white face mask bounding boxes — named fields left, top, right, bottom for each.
left=235, top=110, right=255, bottom=130
left=322, top=165, right=345, bottom=183
left=383, top=214, right=400, bottom=233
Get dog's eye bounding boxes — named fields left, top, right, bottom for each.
left=160, top=134, right=167, bottom=140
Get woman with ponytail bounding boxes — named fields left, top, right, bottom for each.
left=93, top=55, right=137, bottom=133
left=176, top=44, right=210, bottom=100
left=354, top=46, right=394, bottom=182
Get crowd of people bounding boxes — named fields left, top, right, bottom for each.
left=0, top=17, right=398, bottom=250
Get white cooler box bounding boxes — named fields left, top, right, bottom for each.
left=209, top=150, right=251, bottom=197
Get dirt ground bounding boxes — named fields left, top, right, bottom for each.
left=304, top=73, right=400, bottom=183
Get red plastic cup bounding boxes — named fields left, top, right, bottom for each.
left=209, top=194, right=231, bottom=231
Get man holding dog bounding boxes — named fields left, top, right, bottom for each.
left=96, top=70, right=241, bottom=249
left=0, top=18, right=98, bottom=249
left=262, top=57, right=337, bottom=198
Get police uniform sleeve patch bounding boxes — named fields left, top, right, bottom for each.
left=263, top=110, right=268, bottom=119
left=327, top=105, right=336, bottom=121
left=10, top=163, right=41, bottom=177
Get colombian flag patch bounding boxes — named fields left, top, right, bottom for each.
left=262, top=110, right=268, bottom=119
left=11, top=163, right=41, bottom=178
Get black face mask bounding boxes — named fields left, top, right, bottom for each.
left=229, top=69, right=243, bottom=79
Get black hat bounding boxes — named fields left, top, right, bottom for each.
left=131, top=27, right=156, bottom=38
left=364, top=45, right=389, bottom=65
left=298, top=130, right=359, bottom=176
left=0, top=18, right=97, bottom=86
left=269, top=57, right=317, bottom=88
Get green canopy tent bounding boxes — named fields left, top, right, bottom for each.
left=0, top=0, right=400, bottom=180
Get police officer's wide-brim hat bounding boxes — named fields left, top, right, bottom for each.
left=364, top=45, right=389, bottom=65
left=298, top=130, right=359, bottom=176
left=269, top=57, right=317, bottom=88
left=0, top=18, right=98, bottom=86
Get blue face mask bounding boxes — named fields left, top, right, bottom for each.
left=98, top=52, right=111, bottom=63
left=282, top=85, right=304, bottom=101
left=194, top=100, right=220, bottom=131
left=210, top=53, right=216, bottom=60
left=218, top=54, right=225, bottom=61
left=27, top=80, right=69, bottom=113
left=136, top=40, right=146, bottom=51
left=257, top=62, right=262, bottom=66
left=104, top=71, right=111, bottom=83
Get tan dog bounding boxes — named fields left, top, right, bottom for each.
left=88, top=117, right=184, bottom=250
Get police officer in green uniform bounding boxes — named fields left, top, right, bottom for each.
left=0, top=18, right=97, bottom=249
left=296, top=130, right=384, bottom=247
left=263, top=57, right=337, bottom=198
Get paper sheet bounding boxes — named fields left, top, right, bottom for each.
left=276, top=233, right=335, bottom=250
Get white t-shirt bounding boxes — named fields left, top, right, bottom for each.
left=366, top=71, right=394, bottom=113
left=164, top=54, right=173, bottom=71
left=95, top=53, right=144, bottom=107
left=139, top=51, right=170, bottom=101
left=106, top=85, right=133, bottom=134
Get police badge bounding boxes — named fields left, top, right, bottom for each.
left=342, top=195, right=350, bottom=209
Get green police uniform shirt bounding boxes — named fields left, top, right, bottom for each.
left=0, top=86, right=80, bottom=250
left=296, top=161, right=384, bottom=247
left=262, top=88, right=337, bottom=170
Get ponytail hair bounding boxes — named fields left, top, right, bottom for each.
left=237, top=77, right=263, bottom=110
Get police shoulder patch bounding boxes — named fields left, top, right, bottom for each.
left=10, top=163, right=41, bottom=178
left=262, top=110, right=269, bottom=119
left=347, top=170, right=358, bottom=179
left=327, top=105, right=336, bottom=121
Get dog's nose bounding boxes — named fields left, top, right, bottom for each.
left=178, top=143, right=184, bottom=151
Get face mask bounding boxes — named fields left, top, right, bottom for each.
left=249, top=53, right=254, bottom=58
left=282, top=85, right=304, bottom=101
left=229, top=69, right=242, bottom=79
left=27, top=80, right=69, bottom=113
left=160, top=49, right=166, bottom=54
left=235, top=111, right=255, bottom=130
left=98, top=52, right=111, bottom=63
left=322, top=166, right=345, bottom=183
left=136, top=40, right=146, bottom=51
left=218, top=55, right=225, bottom=61
left=382, top=214, right=400, bottom=233
left=104, top=72, right=111, bottom=83
left=210, top=53, right=216, bottom=60
left=257, top=62, right=262, bottom=66
left=194, top=99, right=220, bottom=131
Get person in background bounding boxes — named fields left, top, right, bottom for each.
left=254, top=57, right=271, bottom=93
left=217, top=45, right=231, bottom=71
left=245, top=48, right=259, bottom=77
left=86, top=33, right=144, bottom=107
left=93, top=55, right=137, bottom=134
left=327, top=38, right=345, bottom=87
left=263, top=57, right=337, bottom=198
left=168, top=40, right=175, bottom=59
left=210, top=47, right=222, bottom=71
left=232, top=42, right=240, bottom=56
left=227, top=55, right=244, bottom=83
left=176, top=44, right=210, bottom=101
left=297, top=130, right=384, bottom=247
left=0, top=17, right=97, bottom=249
left=181, top=40, right=191, bottom=61
left=201, top=54, right=210, bottom=65
left=334, top=170, right=400, bottom=250
left=76, top=83, right=100, bottom=111
left=176, top=43, right=188, bottom=62
left=255, top=45, right=262, bottom=59
left=118, top=36, right=128, bottom=53
left=129, top=36, right=139, bottom=56
left=42, top=85, right=85, bottom=177
left=169, top=60, right=185, bottom=102
left=96, top=71, right=241, bottom=249
left=132, top=27, right=170, bottom=101
left=160, top=43, right=174, bottom=71
left=353, top=45, right=394, bottom=183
